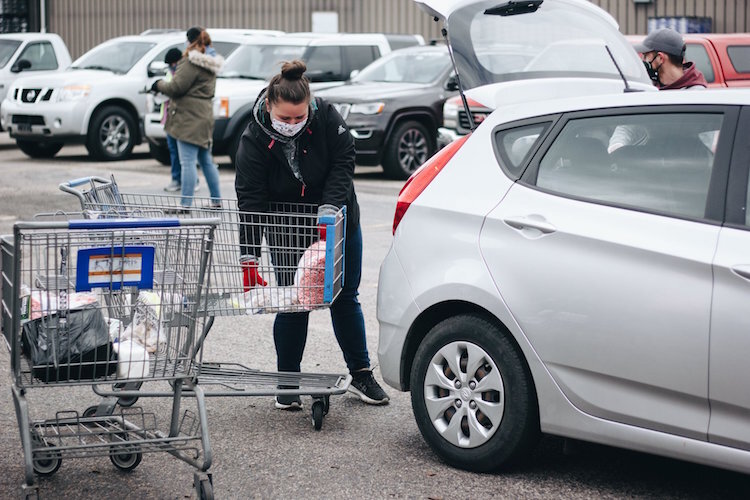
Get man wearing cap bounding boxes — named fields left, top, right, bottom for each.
left=634, top=28, right=707, bottom=90
left=608, top=28, right=708, bottom=153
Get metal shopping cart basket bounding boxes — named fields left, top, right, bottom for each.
left=60, top=175, right=351, bottom=431
left=1, top=216, right=220, bottom=499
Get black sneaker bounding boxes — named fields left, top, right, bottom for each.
left=275, top=394, right=303, bottom=411
left=348, top=370, right=390, bottom=405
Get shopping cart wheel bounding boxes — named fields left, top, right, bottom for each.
left=194, top=472, right=214, bottom=500
left=32, top=444, right=62, bottom=477
left=82, top=405, right=99, bottom=418
left=113, top=381, right=141, bottom=407
left=311, top=400, right=325, bottom=431
left=110, top=444, right=143, bottom=471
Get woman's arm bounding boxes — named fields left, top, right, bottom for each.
left=156, top=59, right=197, bottom=98
left=320, top=100, right=356, bottom=215
left=235, top=127, right=270, bottom=260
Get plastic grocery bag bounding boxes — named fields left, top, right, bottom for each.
left=295, top=240, right=327, bottom=310
left=120, top=291, right=177, bottom=353
left=21, top=304, right=116, bottom=382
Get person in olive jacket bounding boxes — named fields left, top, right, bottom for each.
left=153, top=27, right=223, bottom=208
left=234, top=60, right=390, bottom=409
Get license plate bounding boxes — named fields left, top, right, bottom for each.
left=17, top=123, right=31, bottom=133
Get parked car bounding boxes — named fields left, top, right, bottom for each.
left=0, top=33, right=71, bottom=130
left=316, top=44, right=455, bottom=179
left=376, top=0, right=750, bottom=476
left=627, top=33, right=750, bottom=88
left=0, top=31, right=243, bottom=160
left=145, top=32, right=424, bottom=166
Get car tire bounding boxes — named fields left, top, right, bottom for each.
left=149, top=142, right=172, bottom=166
left=16, top=139, right=64, bottom=159
left=382, top=120, right=434, bottom=180
left=86, top=106, right=136, bottom=161
left=410, top=314, right=539, bottom=472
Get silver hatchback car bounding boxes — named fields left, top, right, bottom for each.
left=377, top=0, right=750, bottom=476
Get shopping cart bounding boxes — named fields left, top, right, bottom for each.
left=1, top=216, right=219, bottom=499
left=60, top=175, right=351, bottom=431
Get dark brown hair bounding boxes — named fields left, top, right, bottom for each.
left=267, top=60, right=311, bottom=105
left=185, top=28, right=211, bottom=56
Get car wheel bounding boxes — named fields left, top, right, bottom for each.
left=16, top=139, right=64, bottom=159
left=382, top=120, right=434, bottom=180
left=410, top=314, right=539, bottom=472
left=86, top=106, right=136, bottom=161
left=149, top=142, right=172, bottom=165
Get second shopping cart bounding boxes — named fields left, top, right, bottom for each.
left=60, top=175, right=351, bottom=430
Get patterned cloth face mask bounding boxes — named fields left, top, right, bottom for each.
left=271, top=117, right=307, bottom=137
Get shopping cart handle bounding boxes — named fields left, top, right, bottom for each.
left=69, top=218, right=181, bottom=229
left=61, top=176, right=110, bottom=188
left=67, top=218, right=220, bottom=229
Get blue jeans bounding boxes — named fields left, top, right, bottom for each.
left=176, top=140, right=221, bottom=206
left=166, top=134, right=180, bottom=182
left=273, top=225, right=370, bottom=374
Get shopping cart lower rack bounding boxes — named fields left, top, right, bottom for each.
left=1, top=217, right=219, bottom=499
left=60, top=175, right=351, bottom=431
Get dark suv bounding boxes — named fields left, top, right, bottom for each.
left=315, top=44, right=456, bottom=179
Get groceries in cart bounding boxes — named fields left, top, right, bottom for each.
left=233, top=239, right=329, bottom=313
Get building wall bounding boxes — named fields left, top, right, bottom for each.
left=48, top=0, right=749, bottom=59
left=49, top=0, right=442, bottom=59
left=590, top=0, right=750, bottom=35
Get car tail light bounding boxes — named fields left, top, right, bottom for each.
left=219, top=97, right=230, bottom=118
left=392, top=134, right=470, bottom=234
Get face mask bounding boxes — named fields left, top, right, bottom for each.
left=643, top=55, right=660, bottom=84
left=271, top=116, right=307, bottom=137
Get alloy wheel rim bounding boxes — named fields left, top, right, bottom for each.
left=423, top=340, right=504, bottom=448
left=397, top=128, right=428, bottom=173
left=99, top=115, right=130, bottom=155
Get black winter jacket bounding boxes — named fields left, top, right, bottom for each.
left=235, top=94, right=360, bottom=260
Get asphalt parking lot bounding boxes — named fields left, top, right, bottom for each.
left=1, top=135, right=749, bottom=499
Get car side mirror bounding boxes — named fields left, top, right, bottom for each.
left=445, top=75, right=460, bottom=91
left=148, top=61, right=168, bottom=77
left=11, top=59, right=32, bottom=73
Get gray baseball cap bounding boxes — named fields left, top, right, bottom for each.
left=634, top=28, right=685, bottom=57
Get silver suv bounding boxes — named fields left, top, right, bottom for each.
left=0, top=31, right=242, bottom=161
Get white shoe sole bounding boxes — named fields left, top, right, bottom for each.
left=347, top=385, right=390, bottom=405
left=275, top=399, right=303, bottom=410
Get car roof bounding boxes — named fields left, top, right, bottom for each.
left=0, top=33, right=64, bottom=42
left=491, top=86, right=750, bottom=126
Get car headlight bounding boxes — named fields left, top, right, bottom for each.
left=350, top=102, right=385, bottom=115
left=442, top=100, right=459, bottom=129
left=58, top=85, right=91, bottom=102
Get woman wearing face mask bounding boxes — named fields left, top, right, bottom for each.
left=234, top=60, right=390, bottom=410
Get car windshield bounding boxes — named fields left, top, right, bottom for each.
left=0, top=39, right=22, bottom=69
left=71, top=41, right=156, bottom=74
left=219, top=44, right=307, bottom=79
left=447, top=0, right=650, bottom=88
left=353, top=50, right=451, bottom=84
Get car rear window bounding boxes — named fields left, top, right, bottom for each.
left=727, top=45, right=750, bottom=74
left=685, top=44, right=715, bottom=83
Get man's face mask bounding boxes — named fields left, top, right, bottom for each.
left=643, top=53, right=661, bottom=84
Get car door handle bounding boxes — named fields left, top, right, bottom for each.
left=503, top=216, right=557, bottom=234
left=730, top=265, right=750, bottom=281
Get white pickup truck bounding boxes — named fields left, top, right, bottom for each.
left=0, top=33, right=71, bottom=130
